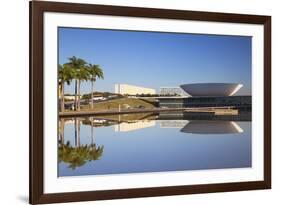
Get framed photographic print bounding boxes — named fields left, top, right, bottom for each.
left=29, top=1, right=271, bottom=204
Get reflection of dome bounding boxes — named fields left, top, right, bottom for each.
left=180, top=83, right=243, bottom=97
left=180, top=120, right=243, bottom=134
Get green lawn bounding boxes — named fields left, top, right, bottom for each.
left=80, top=97, right=155, bottom=111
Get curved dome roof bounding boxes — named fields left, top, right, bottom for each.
left=180, top=83, right=242, bottom=97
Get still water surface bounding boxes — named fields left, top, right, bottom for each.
left=58, top=113, right=252, bottom=177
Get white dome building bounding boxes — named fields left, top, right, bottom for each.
left=180, top=83, right=243, bottom=97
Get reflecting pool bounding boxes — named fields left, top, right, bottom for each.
left=58, top=112, right=252, bottom=177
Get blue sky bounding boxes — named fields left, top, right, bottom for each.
left=59, top=27, right=252, bottom=95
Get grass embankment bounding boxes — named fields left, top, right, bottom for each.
left=80, top=97, right=155, bottom=112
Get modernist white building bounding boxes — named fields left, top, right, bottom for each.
left=159, top=87, right=188, bottom=96
left=63, top=94, right=82, bottom=100
left=180, top=83, right=243, bottom=97
left=115, top=84, right=156, bottom=95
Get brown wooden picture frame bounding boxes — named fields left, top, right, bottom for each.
left=30, top=1, right=271, bottom=204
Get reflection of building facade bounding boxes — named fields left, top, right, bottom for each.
left=115, top=84, right=156, bottom=95
left=159, top=87, right=187, bottom=96
left=114, top=120, right=156, bottom=132
left=159, top=120, right=188, bottom=128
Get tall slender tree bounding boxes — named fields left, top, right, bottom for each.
left=75, top=67, right=90, bottom=111
left=58, top=64, right=73, bottom=112
left=66, top=56, right=87, bottom=110
left=86, top=64, right=104, bottom=110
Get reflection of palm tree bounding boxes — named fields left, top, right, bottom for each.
left=58, top=141, right=104, bottom=170
left=74, top=118, right=81, bottom=147
left=77, top=119, right=81, bottom=147
left=91, top=117, right=94, bottom=144
left=58, top=117, right=104, bottom=169
left=89, top=144, right=104, bottom=160
left=59, top=118, right=65, bottom=144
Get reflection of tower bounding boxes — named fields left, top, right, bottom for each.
left=115, top=120, right=156, bottom=132
left=180, top=120, right=244, bottom=134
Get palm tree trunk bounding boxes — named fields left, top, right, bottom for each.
left=60, top=82, right=65, bottom=112
left=91, top=81, right=94, bottom=110
left=77, top=79, right=81, bottom=111
left=74, top=79, right=77, bottom=111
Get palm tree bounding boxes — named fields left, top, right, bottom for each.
left=58, top=64, right=73, bottom=112
left=66, top=56, right=87, bottom=111
left=86, top=64, right=104, bottom=109
left=74, top=67, right=90, bottom=111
